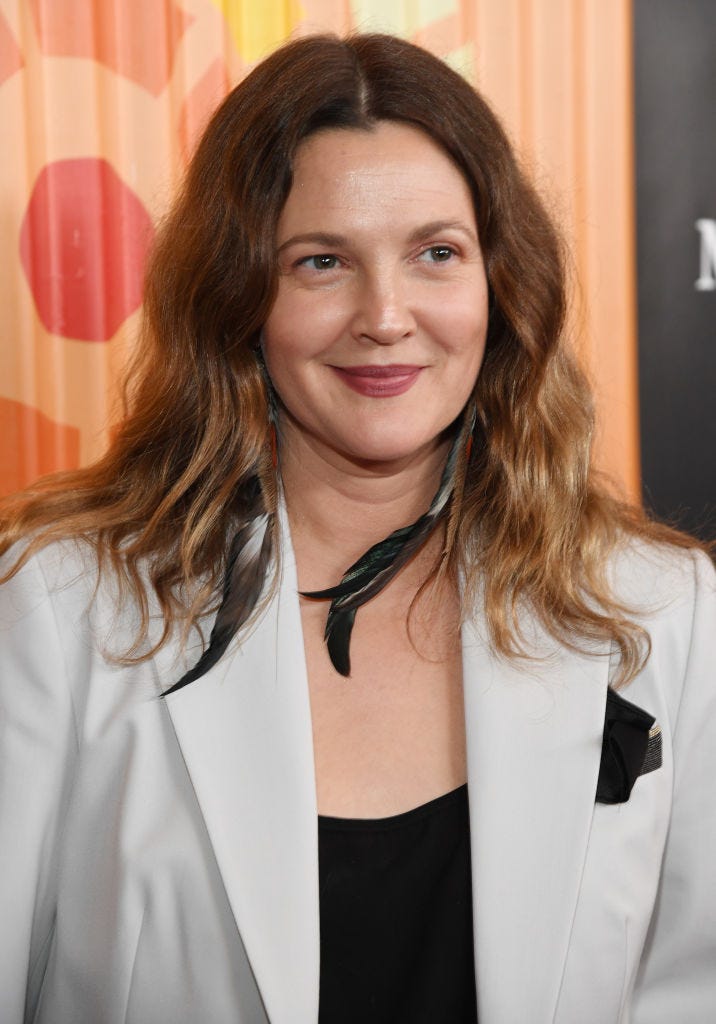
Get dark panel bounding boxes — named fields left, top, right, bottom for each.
left=634, top=0, right=716, bottom=539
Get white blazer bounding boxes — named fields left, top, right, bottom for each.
left=0, top=515, right=714, bottom=1024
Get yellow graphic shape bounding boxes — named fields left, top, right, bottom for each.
left=351, top=0, right=456, bottom=36
left=210, top=0, right=305, bottom=63
left=443, top=41, right=473, bottom=82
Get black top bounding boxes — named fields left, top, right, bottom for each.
left=317, top=784, right=477, bottom=1023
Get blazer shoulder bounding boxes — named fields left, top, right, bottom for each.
left=607, top=536, right=714, bottom=624
left=0, top=537, right=100, bottom=622
left=610, top=539, right=715, bottom=727
left=0, top=536, right=159, bottom=670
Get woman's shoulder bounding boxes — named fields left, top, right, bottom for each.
left=609, top=536, right=714, bottom=716
left=0, top=536, right=180, bottom=723
left=607, top=533, right=714, bottom=622
left=0, top=536, right=153, bottom=655
left=0, top=537, right=100, bottom=617
left=0, top=540, right=106, bottom=735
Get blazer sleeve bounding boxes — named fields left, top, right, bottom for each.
left=632, top=550, right=716, bottom=1022
left=0, top=548, right=84, bottom=1023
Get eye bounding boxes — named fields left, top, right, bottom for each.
left=418, top=245, right=457, bottom=264
left=298, top=253, right=340, bottom=271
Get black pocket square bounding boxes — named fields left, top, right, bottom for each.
left=595, top=688, right=662, bottom=804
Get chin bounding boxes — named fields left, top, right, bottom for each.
left=340, top=432, right=442, bottom=468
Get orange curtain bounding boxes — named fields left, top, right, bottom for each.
left=0, top=0, right=639, bottom=500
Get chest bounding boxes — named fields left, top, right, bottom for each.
left=299, top=582, right=467, bottom=816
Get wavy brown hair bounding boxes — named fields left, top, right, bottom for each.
left=0, top=33, right=703, bottom=680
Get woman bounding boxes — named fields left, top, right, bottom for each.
left=0, top=32, right=714, bottom=1024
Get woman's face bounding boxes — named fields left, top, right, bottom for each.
left=262, top=121, right=489, bottom=469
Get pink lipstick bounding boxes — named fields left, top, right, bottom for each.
left=331, top=364, right=422, bottom=397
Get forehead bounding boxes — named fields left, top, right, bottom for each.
left=277, top=122, right=476, bottom=236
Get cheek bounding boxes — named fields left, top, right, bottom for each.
left=436, top=296, right=488, bottom=363
left=437, top=319, right=488, bottom=410
left=261, top=315, right=312, bottom=375
left=262, top=299, right=345, bottom=367
left=260, top=310, right=331, bottom=412
left=424, top=271, right=488, bottom=330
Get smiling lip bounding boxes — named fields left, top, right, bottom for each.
left=331, top=364, right=423, bottom=397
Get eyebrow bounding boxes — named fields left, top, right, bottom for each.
left=277, top=232, right=349, bottom=254
left=277, top=220, right=478, bottom=253
left=406, top=220, right=478, bottom=245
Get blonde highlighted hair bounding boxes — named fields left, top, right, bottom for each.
left=0, top=33, right=705, bottom=682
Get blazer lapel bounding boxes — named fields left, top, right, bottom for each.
left=157, top=508, right=610, bottom=1024
left=462, top=617, right=610, bottom=1023
left=161, top=516, right=319, bottom=1024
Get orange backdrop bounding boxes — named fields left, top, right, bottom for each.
left=0, top=0, right=639, bottom=500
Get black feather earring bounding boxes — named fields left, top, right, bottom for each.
left=302, top=404, right=476, bottom=677
left=163, top=507, right=273, bottom=696
left=162, top=349, right=278, bottom=697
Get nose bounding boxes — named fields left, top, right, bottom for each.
left=350, top=267, right=417, bottom=345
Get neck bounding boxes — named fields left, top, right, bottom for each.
left=278, top=421, right=451, bottom=591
